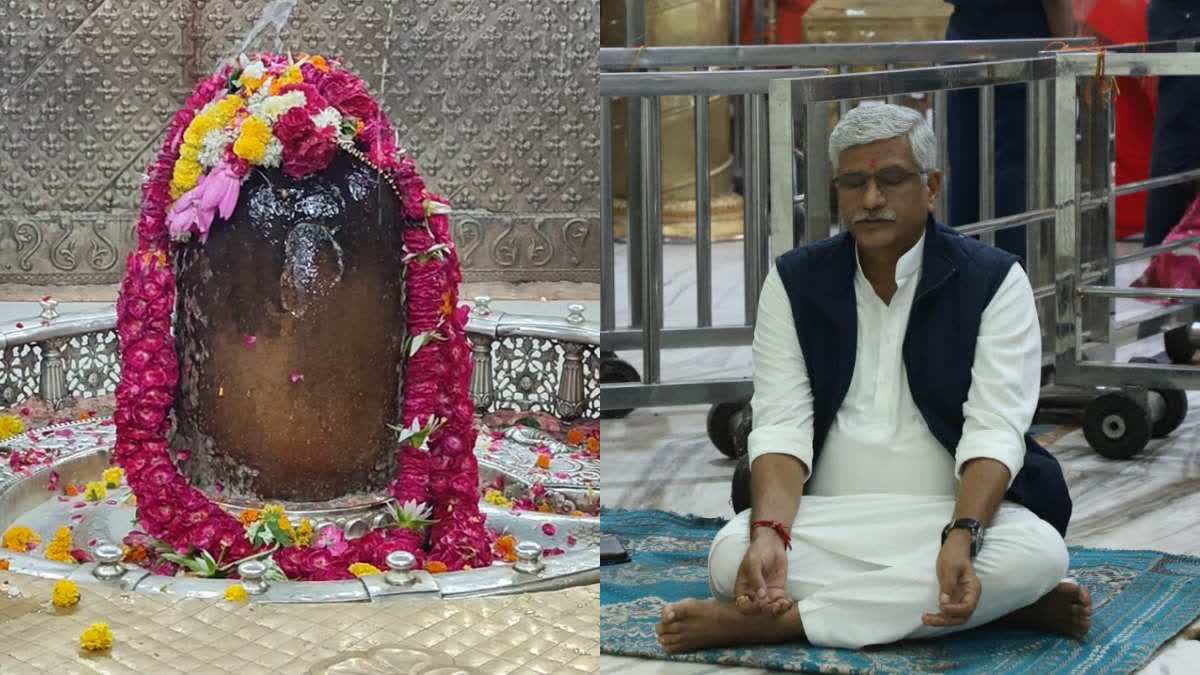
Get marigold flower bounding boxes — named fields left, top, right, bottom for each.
left=425, top=560, right=448, bottom=574
left=308, top=55, right=330, bottom=72
left=0, top=559, right=10, bottom=571
left=269, top=65, right=303, bottom=95
left=494, top=534, right=517, bottom=563
left=170, top=157, right=202, bottom=197
left=535, top=454, right=551, bottom=470
left=224, top=584, right=249, bottom=602
left=566, top=428, right=586, bottom=446
left=483, top=489, right=512, bottom=509
left=123, top=546, right=147, bottom=564
left=211, top=94, right=243, bottom=122
left=278, top=514, right=295, bottom=537
left=240, top=74, right=263, bottom=94
left=233, top=116, right=272, bottom=164
left=52, top=579, right=80, bottom=607
left=45, top=526, right=75, bottom=564
left=587, top=437, right=600, bottom=454
left=84, top=482, right=107, bottom=502
left=80, top=622, right=113, bottom=651
left=238, top=509, right=260, bottom=525
left=348, top=562, right=382, bottom=577
left=0, top=415, right=25, bottom=438
left=2, top=525, right=40, bottom=552
left=179, top=143, right=201, bottom=162
left=64, top=484, right=80, bottom=497
left=102, top=467, right=124, bottom=488
left=182, top=114, right=218, bottom=147
left=295, top=518, right=315, bottom=547
left=440, top=291, right=454, bottom=316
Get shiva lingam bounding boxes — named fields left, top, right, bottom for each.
left=173, top=152, right=404, bottom=507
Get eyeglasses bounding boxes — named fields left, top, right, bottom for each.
left=832, top=167, right=925, bottom=192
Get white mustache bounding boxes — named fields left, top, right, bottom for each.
left=851, top=210, right=897, bottom=224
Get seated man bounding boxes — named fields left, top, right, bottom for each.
left=657, top=104, right=1092, bottom=652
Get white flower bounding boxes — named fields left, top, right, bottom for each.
left=312, top=106, right=342, bottom=130
left=239, top=60, right=266, bottom=83
left=262, top=137, right=283, bottom=168
left=252, top=91, right=306, bottom=122
left=199, top=128, right=233, bottom=168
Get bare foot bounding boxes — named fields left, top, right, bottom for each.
left=655, top=598, right=804, bottom=654
left=1000, top=582, right=1092, bottom=640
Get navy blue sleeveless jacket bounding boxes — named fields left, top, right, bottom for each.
left=774, top=217, right=1071, bottom=536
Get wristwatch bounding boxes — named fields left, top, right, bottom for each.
left=941, top=518, right=985, bottom=557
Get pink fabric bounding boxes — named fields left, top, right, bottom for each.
left=1132, top=195, right=1200, bottom=304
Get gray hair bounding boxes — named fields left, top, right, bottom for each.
left=828, top=103, right=936, bottom=173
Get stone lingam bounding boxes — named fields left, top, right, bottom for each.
left=105, top=53, right=495, bottom=579
left=173, top=152, right=406, bottom=503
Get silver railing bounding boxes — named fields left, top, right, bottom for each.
left=0, top=298, right=600, bottom=421
left=601, top=67, right=827, bottom=394
left=766, top=46, right=1200, bottom=391
left=601, top=38, right=1095, bottom=412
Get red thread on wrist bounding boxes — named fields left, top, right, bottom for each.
left=751, top=520, right=792, bottom=550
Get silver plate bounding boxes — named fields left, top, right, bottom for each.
left=0, top=418, right=598, bottom=601
left=476, top=425, right=600, bottom=515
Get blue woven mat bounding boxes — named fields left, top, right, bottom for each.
left=601, top=509, right=1200, bottom=673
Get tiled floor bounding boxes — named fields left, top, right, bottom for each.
left=603, top=237, right=1200, bottom=674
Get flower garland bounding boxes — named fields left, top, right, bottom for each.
left=112, top=53, right=492, bottom=580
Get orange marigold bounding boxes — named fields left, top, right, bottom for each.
left=586, top=437, right=600, bottom=453
left=535, top=454, right=551, bottom=470
left=566, top=428, right=586, bottom=446
left=494, top=535, right=518, bottom=563
left=0, top=559, right=9, bottom=571
left=238, top=509, right=261, bottom=525
left=425, top=560, right=448, bottom=574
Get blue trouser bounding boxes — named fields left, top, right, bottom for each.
left=944, top=3, right=1050, bottom=264
left=1144, top=0, right=1200, bottom=246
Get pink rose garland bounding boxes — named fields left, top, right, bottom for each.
left=112, top=55, right=492, bottom=580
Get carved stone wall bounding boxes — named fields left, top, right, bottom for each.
left=0, top=0, right=599, bottom=289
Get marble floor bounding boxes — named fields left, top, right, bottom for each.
left=603, top=237, right=1200, bottom=674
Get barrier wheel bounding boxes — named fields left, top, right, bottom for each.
left=1130, top=357, right=1189, bottom=438
left=708, top=397, right=752, bottom=459
left=600, top=351, right=640, bottom=419
left=731, top=454, right=751, bottom=514
left=1164, top=325, right=1197, bottom=364
left=1083, top=392, right=1152, bottom=460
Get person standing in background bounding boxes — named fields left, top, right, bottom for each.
left=1144, top=0, right=1200, bottom=247
left=944, top=0, right=1073, bottom=263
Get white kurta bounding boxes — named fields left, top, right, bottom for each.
left=707, top=234, right=1069, bottom=649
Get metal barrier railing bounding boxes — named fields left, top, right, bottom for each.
left=1051, top=49, right=1200, bottom=394
left=0, top=298, right=600, bottom=421
left=600, top=67, right=827, bottom=400
left=600, top=38, right=1095, bottom=413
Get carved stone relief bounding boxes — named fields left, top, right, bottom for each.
left=0, top=0, right=599, bottom=288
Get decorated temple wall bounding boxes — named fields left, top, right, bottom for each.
left=0, top=0, right=599, bottom=295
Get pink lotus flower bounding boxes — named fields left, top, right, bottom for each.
left=165, top=161, right=242, bottom=243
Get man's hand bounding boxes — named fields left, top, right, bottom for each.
left=922, top=532, right=981, bottom=627
left=734, top=529, right=793, bottom=616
